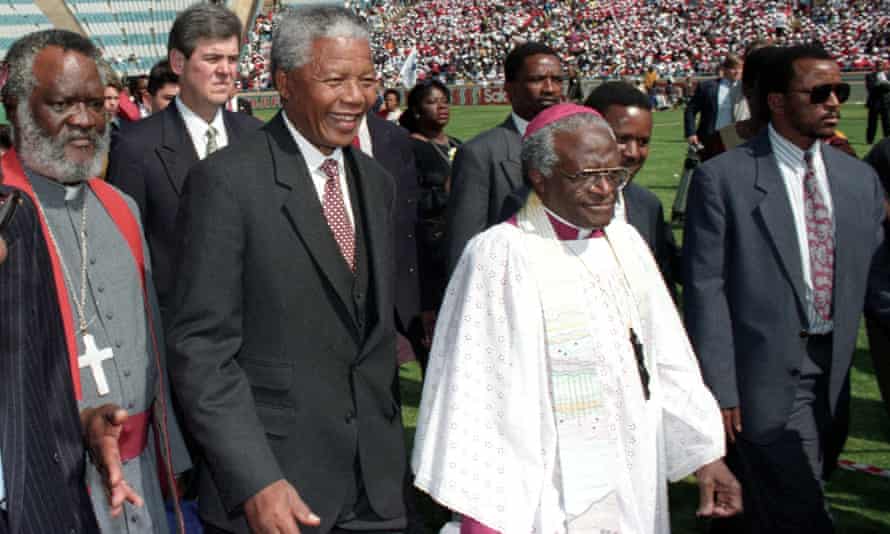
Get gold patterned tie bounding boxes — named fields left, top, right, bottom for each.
left=205, top=125, right=219, bottom=157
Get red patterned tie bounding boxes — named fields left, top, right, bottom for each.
left=320, top=158, right=356, bottom=271
left=803, top=151, right=833, bottom=320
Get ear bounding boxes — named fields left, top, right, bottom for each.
left=527, top=168, right=548, bottom=194
left=766, top=92, right=785, bottom=117
left=274, top=69, right=290, bottom=101
left=169, top=49, right=186, bottom=76
left=503, top=81, right=515, bottom=105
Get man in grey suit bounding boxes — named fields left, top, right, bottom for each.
left=445, top=42, right=564, bottom=271
left=683, top=45, right=890, bottom=533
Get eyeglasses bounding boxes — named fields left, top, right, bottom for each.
left=790, top=82, right=850, bottom=104
left=553, top=166, right=630, bottom=190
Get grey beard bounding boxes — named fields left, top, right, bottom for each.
left=15, top=105, right=110, bottom=184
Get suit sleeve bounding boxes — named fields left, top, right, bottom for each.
left=445, top=142, right=491, bottom=275
left=684, top=83, right=704, bottom=138
left=682, top=164, right=738, bottom=408
left=865, top=168, right=890, bottom=324
left=653, top=201, right=681, bottom=293
left=166, top=163, right=282, bottom=511
left=106, top=137, right=148, bottom=226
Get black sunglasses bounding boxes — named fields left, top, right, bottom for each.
left=791, top=82, right=850, bottom=104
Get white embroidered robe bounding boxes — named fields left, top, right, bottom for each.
left=412, top=219, right=724, bottom=534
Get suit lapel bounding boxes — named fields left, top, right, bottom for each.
left=269, top=114, right=358, bottom=321
left=156, top=104, right=199, bottom=196
left=499, top=115, right=523, bottom=190
left=346, top=147, right=391, bottom=355
left=751, top=133, right=809, bottom=317
left=823, top=145, right=853, bottom=314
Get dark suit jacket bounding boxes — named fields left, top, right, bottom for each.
left=445, top=114, right=523, bottom=272
left=684, top=78, right=722, bottom=139
left=0, top=187, right=99, bottom=534
left=365, top=113, right=422, bottom=328
left=106, top=100, right=262, bottom=320
left=682, top=131, right=890, bottom=444
left=866, top=71, right=890, bottom=110
left=623, top=182, right=680, bottom=289
left=167, top=113, right=405, bottom=534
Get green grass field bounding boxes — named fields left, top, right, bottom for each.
left=186, top=105, right=890, bottom=531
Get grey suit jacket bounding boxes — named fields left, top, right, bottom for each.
left=682, top=131, right=890, bottom=444
left=445, top=115, right=523, bottom=273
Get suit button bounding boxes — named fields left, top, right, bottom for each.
left=97, top=286, right=105, bottom=293
left=355, top=292, right=363, bottom=301
left=106, top=312, right=113, bottom=320
left=799, top=330, right=809, bottom=338
left=123, top=369, right=131, bottom=377
left=69, top=528, right=77, bottom=534
left=409, top=267, right=415, bottom=273
left=345, top=410, right=355, bottom=423
left=408, top=233, right=414, bottom=239
left=53, top=451, right=61, bottom=463
left=90, top=257, right=97, bottom=265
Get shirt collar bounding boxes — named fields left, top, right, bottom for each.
left=176, top=97, right=225, bottom=143
left=281, top=111, right=344, bottom=173
left=767, top=122, right=822, bottom=164
left=511, top=112, right=530, bottom=137
left=544, top=206, right=604, bottom=240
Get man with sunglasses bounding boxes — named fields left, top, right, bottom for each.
left=684, top=45, right=890, bottom=534
left=413, top=103, right=741, bottom=534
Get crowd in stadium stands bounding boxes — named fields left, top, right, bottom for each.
left=239, top=0, right=889, bottom=90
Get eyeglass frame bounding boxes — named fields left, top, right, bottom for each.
left=552, top=166, right=631, bottom=191
left=789, top=82, right=850, bottom=105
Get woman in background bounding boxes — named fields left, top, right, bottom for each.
left=399, top=80, right=461, bottom=369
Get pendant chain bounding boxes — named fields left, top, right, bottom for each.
left=33, top=188, right=95, bottom=334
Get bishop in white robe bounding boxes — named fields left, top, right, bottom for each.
left=412, top=104, right=741, bottom=534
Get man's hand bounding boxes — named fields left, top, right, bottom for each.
left=687, top=135, right=700, bottom=146
left=695, top=459, right=743, bottom=518
left=244, top=479, right=321, bottom=534
left=721, top=407, right=742, bottom=444
left=0, top=236, right=6, bottom=265
left=81, top=404, right=144, bottom=516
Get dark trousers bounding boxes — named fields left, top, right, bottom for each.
left=204, top=524, right=404, bottom=534
left=867, top=103, right=890, bottom=144
left=712, top=334, right=836, bottom=534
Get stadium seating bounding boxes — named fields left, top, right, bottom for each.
left=0, top=0, right=54, bottom=60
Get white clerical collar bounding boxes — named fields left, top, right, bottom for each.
left=543, top=206, right=595, bottom=239
left=281, top=111, right=345, bottom=173
left=175, top=97, right=226, bottom=158
left=511, top=112, right=530, bottom=137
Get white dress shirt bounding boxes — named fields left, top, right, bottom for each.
left=511, top=112, right=530, bottom=137
left=175, top=98, right=228, bottom=160
left=768, top=123, right=835, bottom=333
left=715, top=79, right=736, bottom=131
left=282, top=112, right=355, bottom=227
left=354, top=116, right=374, bottom=157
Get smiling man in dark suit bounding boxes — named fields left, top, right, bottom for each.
left=585, top=80, right=679, bottom=291
left=167, top=6, right=406, bottom=534
left=445, top=42, right=564, bottom=272
left=683, top=45, right=890, bottom=533
left=106, top=3, right=261, bottom=322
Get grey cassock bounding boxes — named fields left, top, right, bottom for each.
left=29, top=172, right=190, bottom=534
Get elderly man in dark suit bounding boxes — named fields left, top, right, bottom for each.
left=107, top=3, right=261, bottom=322
left=584, top=80, right=679, bottom=291
left=167, top=6, right=406, bottom=534
left=684, top=54, right=743, bottom=147
left=0, top=188, right=99, bottom=534
left=683, top=45, right=890, bottom=533
left=445, top=42, right=564, bottom=272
